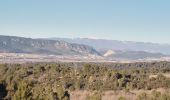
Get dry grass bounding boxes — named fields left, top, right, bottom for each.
left=70, top=91, right=89, bottom=100
left=163, top=73, right=170, bottom=78
left=102, top=91, right=136, bottom=100
left=149, top=73, right=170, bottom=79
left=70, top=89, right=170, bottom=100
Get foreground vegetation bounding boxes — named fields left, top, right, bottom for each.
left=0, top=61, right=170, bottom=100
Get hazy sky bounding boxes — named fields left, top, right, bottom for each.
left=0, top=0, right=170, bottom=43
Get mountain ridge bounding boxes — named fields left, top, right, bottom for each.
left=50, top=37, right=170, bottom=55
left=0, top=35, right=100, bottom=56
left=0, top=35, right=168, bottom=60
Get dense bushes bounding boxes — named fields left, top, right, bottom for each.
left=0, top=62, right=169, bottom=99
left=0, top=83, right=7, bottom=99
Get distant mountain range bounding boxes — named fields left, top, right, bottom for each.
left=50, top=38, right=170, bottom=55
left=48, top=37, right=170, bottom=60
left=0, top=35, right=99, bottom=56
left=0, top=35, right=168, bottom=60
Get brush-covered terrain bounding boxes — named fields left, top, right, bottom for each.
left=0, top=62, right=170, bottom=100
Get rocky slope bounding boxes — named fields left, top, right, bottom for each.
left=0, top=35, right=99, bottom=56
left=52, top=38, right=170, bottom=55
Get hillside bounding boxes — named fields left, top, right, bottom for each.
left=52, top=38, right=170, bottom=55
left=103, top=50, right=165, bottom=60
left=0, top=35, right=99, bottom=56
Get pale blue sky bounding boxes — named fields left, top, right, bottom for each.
left=0, top=0, right=170, bottom=43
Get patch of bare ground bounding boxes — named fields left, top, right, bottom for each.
left=70, top=89, right=170, bottom=100
left=149, top=73, right=170, bottom=78
left=70, top=90, right=89, bottom=100
left=102, top=91, right=136, bottom=100
left=163, top=73, right=170, bottom=78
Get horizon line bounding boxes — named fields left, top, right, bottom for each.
left=0, top=34, right=170, bottom=45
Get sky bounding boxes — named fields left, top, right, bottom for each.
left=0, top=0, right=170, bottom=43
